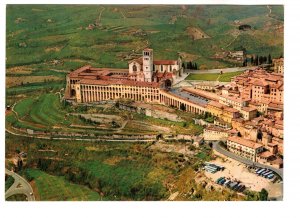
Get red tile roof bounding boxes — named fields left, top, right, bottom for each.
left=79, top=78, right=160, bottom=88
left=207, top=101, right=224, bottom=109
left=241, top=107, right=257, bottom=112
left=258, top=151, right=274, bottom=158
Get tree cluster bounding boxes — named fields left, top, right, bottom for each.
left=248, top=54, right=273, bottom=66
left=182, top=61, right=198, bottom=70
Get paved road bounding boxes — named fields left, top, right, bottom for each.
left=6, top=128, right=156, bottom=142
left=5, top=168, right=35, bottom=201
left=212, top=142, right=283, bottom=179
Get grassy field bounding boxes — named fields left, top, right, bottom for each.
left=185, top=71, right=243, bottom=82
left=6, top=5, right=283, bottom=80
left=6, top=92, right=203, bottom=135
left=7, top=93, right=102, bottom=132
left=186, top=73, right=219, bottom=81
left=6, top=81, right=64, bottom=96
left=24, top=168, right=100, bottom=200
left=219, top=71, right=243, bottom=82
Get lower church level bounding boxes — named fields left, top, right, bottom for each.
left=64, top=66, right=207, bottom=115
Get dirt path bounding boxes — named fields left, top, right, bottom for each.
left=267, top=5, right=272, bottom=16
left=120, top=9, right=126, bottom=19
left=116, top=120, right=129, bottom=133
left=266, top=5, right=283, bottom=23
left=225, top=30, right=240, bottom=48
left=96, top=7, right=105, bottom=26
left=168, top=191, right=179, bottom=200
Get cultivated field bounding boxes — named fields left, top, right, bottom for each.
left=6, top=5, right=283, bottom=85
left=6, top=92, right=203, bottom=136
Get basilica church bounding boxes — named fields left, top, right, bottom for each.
left=128, top=48, right=183, bottom=83
left=64, top=48, right=206, bottom=115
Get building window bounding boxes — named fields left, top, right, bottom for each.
left=170, top=65, right=172, bottom=71
left=161, top=65, right=163, bottom=72
left=133, top=65, right=137, bottom=72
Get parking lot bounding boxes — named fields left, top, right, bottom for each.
left=204, top=158, right=277, bottom=193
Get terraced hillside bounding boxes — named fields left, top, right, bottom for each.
left=6, top=5, right=283, bottom=90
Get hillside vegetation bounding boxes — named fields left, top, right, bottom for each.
left=6, top=5, right=283, bottom=89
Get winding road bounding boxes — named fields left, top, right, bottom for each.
left=5, top=168, right=35, bottom=201
left=212, top=142, right=283, bottom=179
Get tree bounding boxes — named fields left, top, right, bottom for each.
left=259, top=188, right=268, bottom=201
left=267, top=54, right=272, bottom=64
left=188, top=61, right=192, bottom=69
left=194, top=62, right=198, bottom=70
left=258, top=56, right=264, bottom=65
left=254, top=55, right=259, bottom=66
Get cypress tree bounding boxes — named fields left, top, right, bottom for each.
left=250, top=55, right=254, bottom=65
left=268, top=54, right=272, bottom=64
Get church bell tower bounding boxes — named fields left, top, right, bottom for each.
left=142, top=48, right=153, bottom=82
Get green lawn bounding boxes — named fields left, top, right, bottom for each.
left=185, top=71, right=243, bottom=82
left=219, top=71, right=243, bottom=82
left=186, top=73, right=220, bottom=81
left=24, top=169, right=100, bottom=201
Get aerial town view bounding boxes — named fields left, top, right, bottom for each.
left=5, top=4, right=284, bottom=201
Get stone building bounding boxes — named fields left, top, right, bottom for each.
left=206, top=101, right=240, bottom=124
left=64, top=48, right=210, bottom=115
left=273, top=58, right=284, bottom=74
left=227, top=136, right=264, bottom=162
left=203, top=126, right=229, bottom=141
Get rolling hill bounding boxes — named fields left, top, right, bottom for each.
left=6, top=5, right=283, bottom=87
